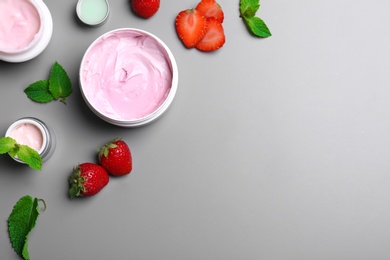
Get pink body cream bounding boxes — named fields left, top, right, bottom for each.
left=9, top=122, right=43, bottom=151
left=0, top=0, right=53, bottom=62
left=5, top=117, right=56, bottom=163
left=80, top=28, right=178, bottom=127
left=0, top=0, right=41, bottom=52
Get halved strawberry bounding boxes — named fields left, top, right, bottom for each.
left=175, top=9, right=207, bottom=48
left=195, top=18, right=225, bottom=52
left=195, top=0, right=224, bottom=23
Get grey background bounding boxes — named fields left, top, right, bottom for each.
left=1, top=0, right=390, bottom=259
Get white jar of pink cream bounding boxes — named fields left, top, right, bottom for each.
left=5, top=117, right=56, bottom=163
left=79, top=28, right=179, bottom=127
left=0, top=0, right=53, bottom=62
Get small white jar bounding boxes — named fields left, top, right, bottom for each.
left=5, top=117, right=56, bottom=163
left=76, top=0, right=110, bottom=27
left=0, top=0, right=53, bottom=63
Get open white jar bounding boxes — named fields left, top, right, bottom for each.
left=0, top=0, right=53, bottom=62
left=76, top=0, right=110, bottom=27
left=5, top=117, right=56, bottom=163
left=79, top=28, right=179, bottom=127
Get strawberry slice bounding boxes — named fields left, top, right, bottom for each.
left=195, top=18, right=225, bottom=52
left=195, top=0, right=224, bottom=23
left=175, top=9, right=207, bottom=48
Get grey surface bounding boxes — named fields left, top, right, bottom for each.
left=1, top=0, right=390, bottom=259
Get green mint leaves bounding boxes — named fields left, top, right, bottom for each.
left=0, top=137, right=42, bottom=170
left=24, top=61, right=72, bottom=104
left=8, top=196, right=45, bottom=260
left=23, top=80, right=53, bottom=103
left=49, top=61, right=73, bottom=101
left=240, top=0, right=271, bottom=38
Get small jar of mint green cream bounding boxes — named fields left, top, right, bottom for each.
left=5, top=117, right=56, bottom=164
left=76, top=0, right=110, bottom=27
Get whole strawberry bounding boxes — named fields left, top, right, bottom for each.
left=69, top=163, right=109, bottom=198
left=131, top=0, right=160, bottom=19
left=98, top=138, right=132, bottom=176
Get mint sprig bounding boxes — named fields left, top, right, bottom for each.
left=0, top=137, right=42, bottom=170
left=240, top=0, right=271, bottom=38
left=24, top=61, right=73, bottom=104
left=8, top=195, right=45, bottom=260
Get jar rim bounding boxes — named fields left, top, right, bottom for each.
left=5, top=117, right=48, bottom=156
left=76, top=0, right=110, bottom=27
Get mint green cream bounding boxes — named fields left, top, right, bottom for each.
left=77, top=0, right=109, bottom=25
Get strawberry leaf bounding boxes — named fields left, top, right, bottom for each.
left=24, top=80, right=54, bottom=103
left=8, top=196, right=41, bottom=260
left=244, top=16, right=272, bottom=38
left=49, top=61, right=72, bottom=104
left=68, top=168, right=86, bottom=198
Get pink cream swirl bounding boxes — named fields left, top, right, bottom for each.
left=80, top=30, right=173, bottom=121
left=0, top=0, right=41, bottom=51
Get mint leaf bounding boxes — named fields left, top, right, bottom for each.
left=17, top=145, right=42, bottom=171
left=8, top=196, right=41, bottom=260
left=240, top=0, right=260, bottom=17
left=24, top=61, right=73, bottom=104
left=24, top=80, right=54, bottom=103
left=0, top=137, right=42, bottom=170
left=244, top=16, right=272, bottom=38
left=49, top=61, right=72, bottom=104
left=240, top=0, right=271, bottom=38
left=0, top=137, right=17, bottom=154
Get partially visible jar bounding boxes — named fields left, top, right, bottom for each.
left=5, top=117, right=56, bottom=163
left=0, top=0, right=53, bottom=63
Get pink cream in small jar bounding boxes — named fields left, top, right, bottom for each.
left=79, top=28, right=179, bottom=127
left=5, top=117, right=56, bottom=163
left=0, top=0, right=53, bottom=62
